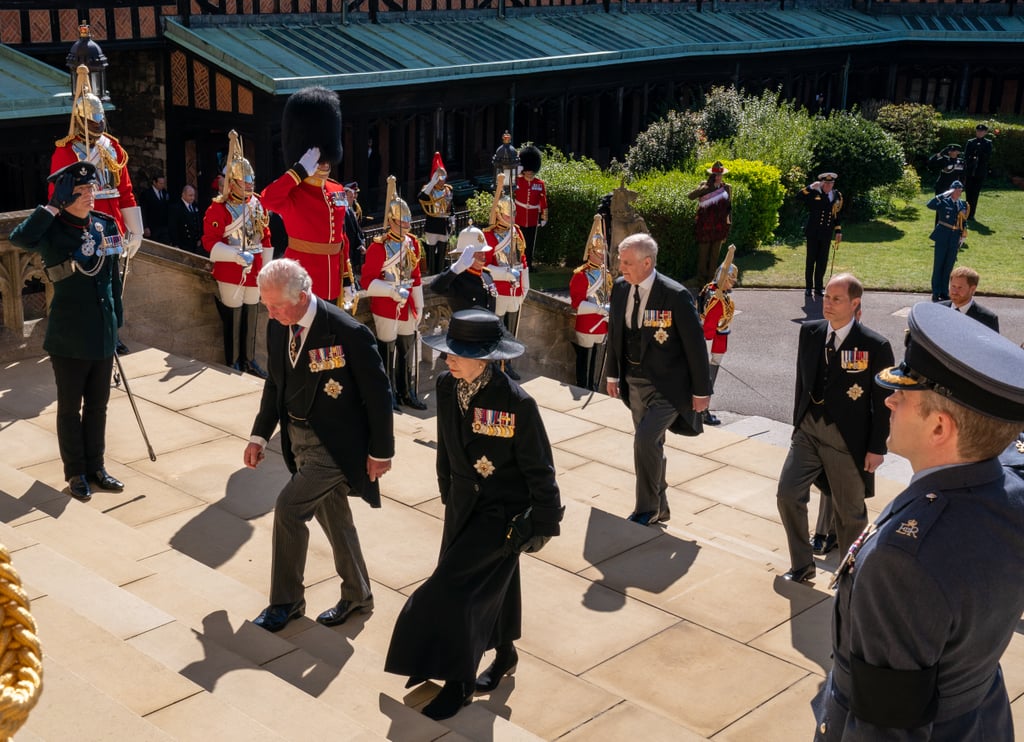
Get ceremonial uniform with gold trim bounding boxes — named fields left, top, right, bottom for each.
left=201, top=197, right=270, bottom=287
left=484, top=224, right=527, bottom=300
left=50, top=135, right=136, bottom=236
left=700, top=283, right=734, bottom=355
left=570, top=259, right=611, bottom=339
left=926, top=192, right=969, bottom=303
left=799, top=183, right=843, bottom=296
left=385, top=367, right=561, bottom=683
left=362, top=231, right=423, bottom=323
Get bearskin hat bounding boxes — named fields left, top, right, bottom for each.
left=282, top=86, right=343, bottom=167
left=518, top=144, right=542, bottom=174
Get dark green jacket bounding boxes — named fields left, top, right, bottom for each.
left=10, top=207, right=123, bottom=359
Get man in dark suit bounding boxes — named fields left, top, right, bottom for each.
left=606, top=233, right=711, bottom=526
left=167, top=184, right=203, bottom=254
left=776, top=273, right=894, bottom=583
left=940, top=265, right=999, bottom=333
left=814, top=302, right=1024, bottom=740
left=243, top=258, right=394, bottom=632
left=139, top=173, right=170, bottom=243
left=963, top=122, right=993, bottom=221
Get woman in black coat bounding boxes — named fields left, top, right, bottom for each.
left=384, top=309, right=563, bottom=720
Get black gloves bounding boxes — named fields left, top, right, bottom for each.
left=519, top=535, right=551, bottom=554
left=48, top=173, right=80, bottom=210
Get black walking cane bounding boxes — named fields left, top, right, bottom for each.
left=113, top=351, right=157, bottom=461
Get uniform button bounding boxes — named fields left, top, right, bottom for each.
left=819, top=722, right=827, bottom=734
left=474, top=484, right=480, bottom=492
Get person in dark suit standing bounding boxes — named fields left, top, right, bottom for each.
left=167, top=184, right=203, bottom=254
left=797, top=172, right=843, bottom=299
left=10, top=162, right=126, bottom=502
left=430, top=224, right=496, bottom=314
left=940, top=265, right=999, bottom=333
left=386, top=310, right=562, bottom=721
left=243, top=258, right=394, bottom=633
left=963, top=122, right=993, bottom=221
left=776, top=273, right=894, bottom=583
left=606, top=233, right=711, bottom=526
left=814, top=302, right=1024, bottom=740
left=139, top=173, right=170, bottom=243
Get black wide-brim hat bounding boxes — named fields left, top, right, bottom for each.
left=48, top=161, right=98, bottom=186
left=423, top=309, right=525, bottom=361
left=875, top=302, right=1024, bottom=422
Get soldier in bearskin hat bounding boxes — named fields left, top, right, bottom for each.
left=418, top=152, right=454, bottom=276
left=262, top=86, right=356, bottom=306
left=514, top=144, right=548, bottom=269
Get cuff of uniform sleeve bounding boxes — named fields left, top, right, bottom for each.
left=288, top=165, right=306, bottom=183
left=249, top=435, right=268, bottom=449
left=369, top=455, right=391, bottom=463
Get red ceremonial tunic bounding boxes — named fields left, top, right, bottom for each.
left=484, top=226, right=527, bottom=298
left=50, top=136, right=136, bottom=235
left=570, top=262, right=611, bottom=337
left=514, top=175, right=547, bottom=228
left=701, top=288, right=734, bottom=355
left=362, top=232, right=423, bottom=322
left=201, top=198, right=269, bottom=287
left=261, top=170, right=350, bottom=301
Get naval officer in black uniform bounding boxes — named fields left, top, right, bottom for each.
left=430, top=224, right=497, bottom=314
left=10, top=161, right=127, bottom=502
left=814, top=302, right=1024, bottom=740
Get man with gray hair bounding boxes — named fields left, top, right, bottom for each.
left=243, top=258, right=394, bottom=632
left=605, top=233, right=710, bottom=526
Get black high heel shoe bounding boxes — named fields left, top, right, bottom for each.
left=475, top=645, right=518, bottom=693
left=422, top=680, right=473, bottom=720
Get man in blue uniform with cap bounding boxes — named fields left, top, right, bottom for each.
left=813, top=302, right=1024, bottom=740
left=925, top=181, right=969, bottom=303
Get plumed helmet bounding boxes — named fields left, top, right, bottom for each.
left=518, top=144, right=542, bottom=174
left=282, top=86, right=343, bottom=167
left=221, top=130, right=255, bottom=202
left=714, top=244, right=738, bottom=285
left=384, top=175, right=411, bottom=232
left=583, top=214, right=607, bottom=261
left=65, top=65, right=105, bottom=142
left=431, top=152, right=447, bottom=181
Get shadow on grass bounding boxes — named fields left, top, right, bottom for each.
left=739, top=247, right=785, bottom=272
left=969, top=220, right=993, bottom=236
left=844, top=220, right=906, bottom=244
left=886, top=203, right=922, bottom=222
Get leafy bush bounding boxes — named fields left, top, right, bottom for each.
left=465, top=190, right=491, bottom=227
left=875, top=103, right=942, bottom=172
left=700, top=85, right=744, bottom=143
left=809, top=111, right=905, bottom=203
left=854, top=164, right=922, bottom=220
left=732, top=88, right=815, bottom=182
left=624, top=109, right=701, bottom=178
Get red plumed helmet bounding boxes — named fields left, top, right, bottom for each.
left=431, top=152, right=447, bottom=179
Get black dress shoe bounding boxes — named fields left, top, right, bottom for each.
left=422, top=681, right=473, bottom=721
left=253, top=599, right=305, bottom=632
left=64, top=475, right=92, bottom=502
left=809, top=532, right=827, bottom=553
left=702, top=410, right=721, bottom=426
left=243, top=360, right=268, bottom=379
left=89, top=468, right=124, bottom=492
left=475, top=646, right=518, bottom=693
left=783, top=564, right=816, bottom=583
left=400, top=394, right=428, bottom=411
left=659, top=508, right=671, bottom=523
left=818, top=533, right=838, bottom=554
left=627, top=510, right=659, bottom=526
left=116, top=339, right=130, bottom=355
left=316, top=597, right=373, bottom=627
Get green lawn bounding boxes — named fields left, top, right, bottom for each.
left=742, top=185, right=1024, bottom=297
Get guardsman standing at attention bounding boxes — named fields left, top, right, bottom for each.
left=569, top=215, right=612, bottom=391
left=962, top=122, right=993, bottom=221
left=362, top=176, right=426, bottom=411
left=514, top=144, right=548, bottom=269
left=798, top=172, right=842, bottom=299
left=687, top=161, right=733, bottom=285
left=814, top=302, right=1024, bottom=741
left=484, top=174, right=528, bottom=380
left=262, top=86, right=355, bottom=307
left=698, top=244, right=738, bottom=426
left=926, top=180, right=969, bottom=303
left=202, top=130, right=271, bottom=378
left=418, top=152, right=454, bottom=276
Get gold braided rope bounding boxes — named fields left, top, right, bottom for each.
left=0, top=545, right=43, bottom=741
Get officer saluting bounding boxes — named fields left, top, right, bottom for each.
left=10, top=162, right=127, bottom=502
left=814, top=302, right=1024, bottom=740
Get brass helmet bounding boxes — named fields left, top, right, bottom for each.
left=583, top=214, right=607, bottom=262
left=490, top=172, right=513, bottom=227
left=67, top=65, right=105, bottom=142
left=714, top=244, right=738, bottom=286
left=221, top=130, right=255, bottom=203
left=385, top=175, right=411, bottom=235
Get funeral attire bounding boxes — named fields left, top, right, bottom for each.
left=798, top=178, right=842, bottom=297
left=926, top=187, right=969, bottom=302
left=10, top=162, right=125, bottom=502
left=250, top=293, right=393, bottom=630
left=168, top=195, right=203, bottom=254
left=927, top=145, right=965, bottom=195
left=814, top=303, right=1024, bottom=740
left=962, top=126, right=993, bottom=221
left=606, top=271, right=710, bottom=524
left=776, top=318, right=893, bottom=581
left=385, top=310, right=562, bottom=721
left=139, top=183, right=170, bottom=243
left=938, top=298, right=999, bottom=333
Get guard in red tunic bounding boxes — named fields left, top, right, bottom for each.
left=261, top=86, right=354, bottom=306
left=50, top=64, right=144, bottom=256
left=484, top=173, right=528, bottom=380
left=569, top=215, right=612, bottom=390
left=362, top=176, right=426, bottom=410
left=418, top=152, right=454, bottom=277
left=514, top=145, right=548, bottom=268
left=687, top=161, right=732, bottom=286
left=698, top=244, right=738, bottom=426
left=202, top=130, right=271, bottom=378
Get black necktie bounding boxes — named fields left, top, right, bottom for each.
left=630, top=286, right=641, bottom=330
left=289, top=325, right=304, bottom=364
left=825, top=331, right=837, bottom=366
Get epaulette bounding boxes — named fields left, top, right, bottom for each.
left=573, top=262, right=594, bottom=275
left=881, top=492, right=948, bottom=557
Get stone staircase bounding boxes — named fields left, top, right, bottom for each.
left=4, top=347, right=1018, bottom=740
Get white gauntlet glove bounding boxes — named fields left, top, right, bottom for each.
left=297, top=147, right=321, bottom=177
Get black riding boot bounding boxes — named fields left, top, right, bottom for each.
left=572, top=342, right=593, bottom=390
left=397, top=334, right=427, bottom=410
left=239, top=303, right=268, bottom=378
left=703, top=363, right=722, bottom=426
left=502, top=311, right=521, bottom=380
left=381, top=340, right=400, bottom=411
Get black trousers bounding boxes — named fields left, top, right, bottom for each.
left=805, top=233, right=832, bottom=293
left=519, top=225, right=539, bottom=268
left=964, top=175, right=985, bottom=221
left=50, top=354, right=114, bottom=480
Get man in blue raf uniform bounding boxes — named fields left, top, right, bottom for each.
left=10, top=161, right=126, bottom=502
left=926, top=180, right=969, bottom=303
left=813, top=302, right=1024, bottom=741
